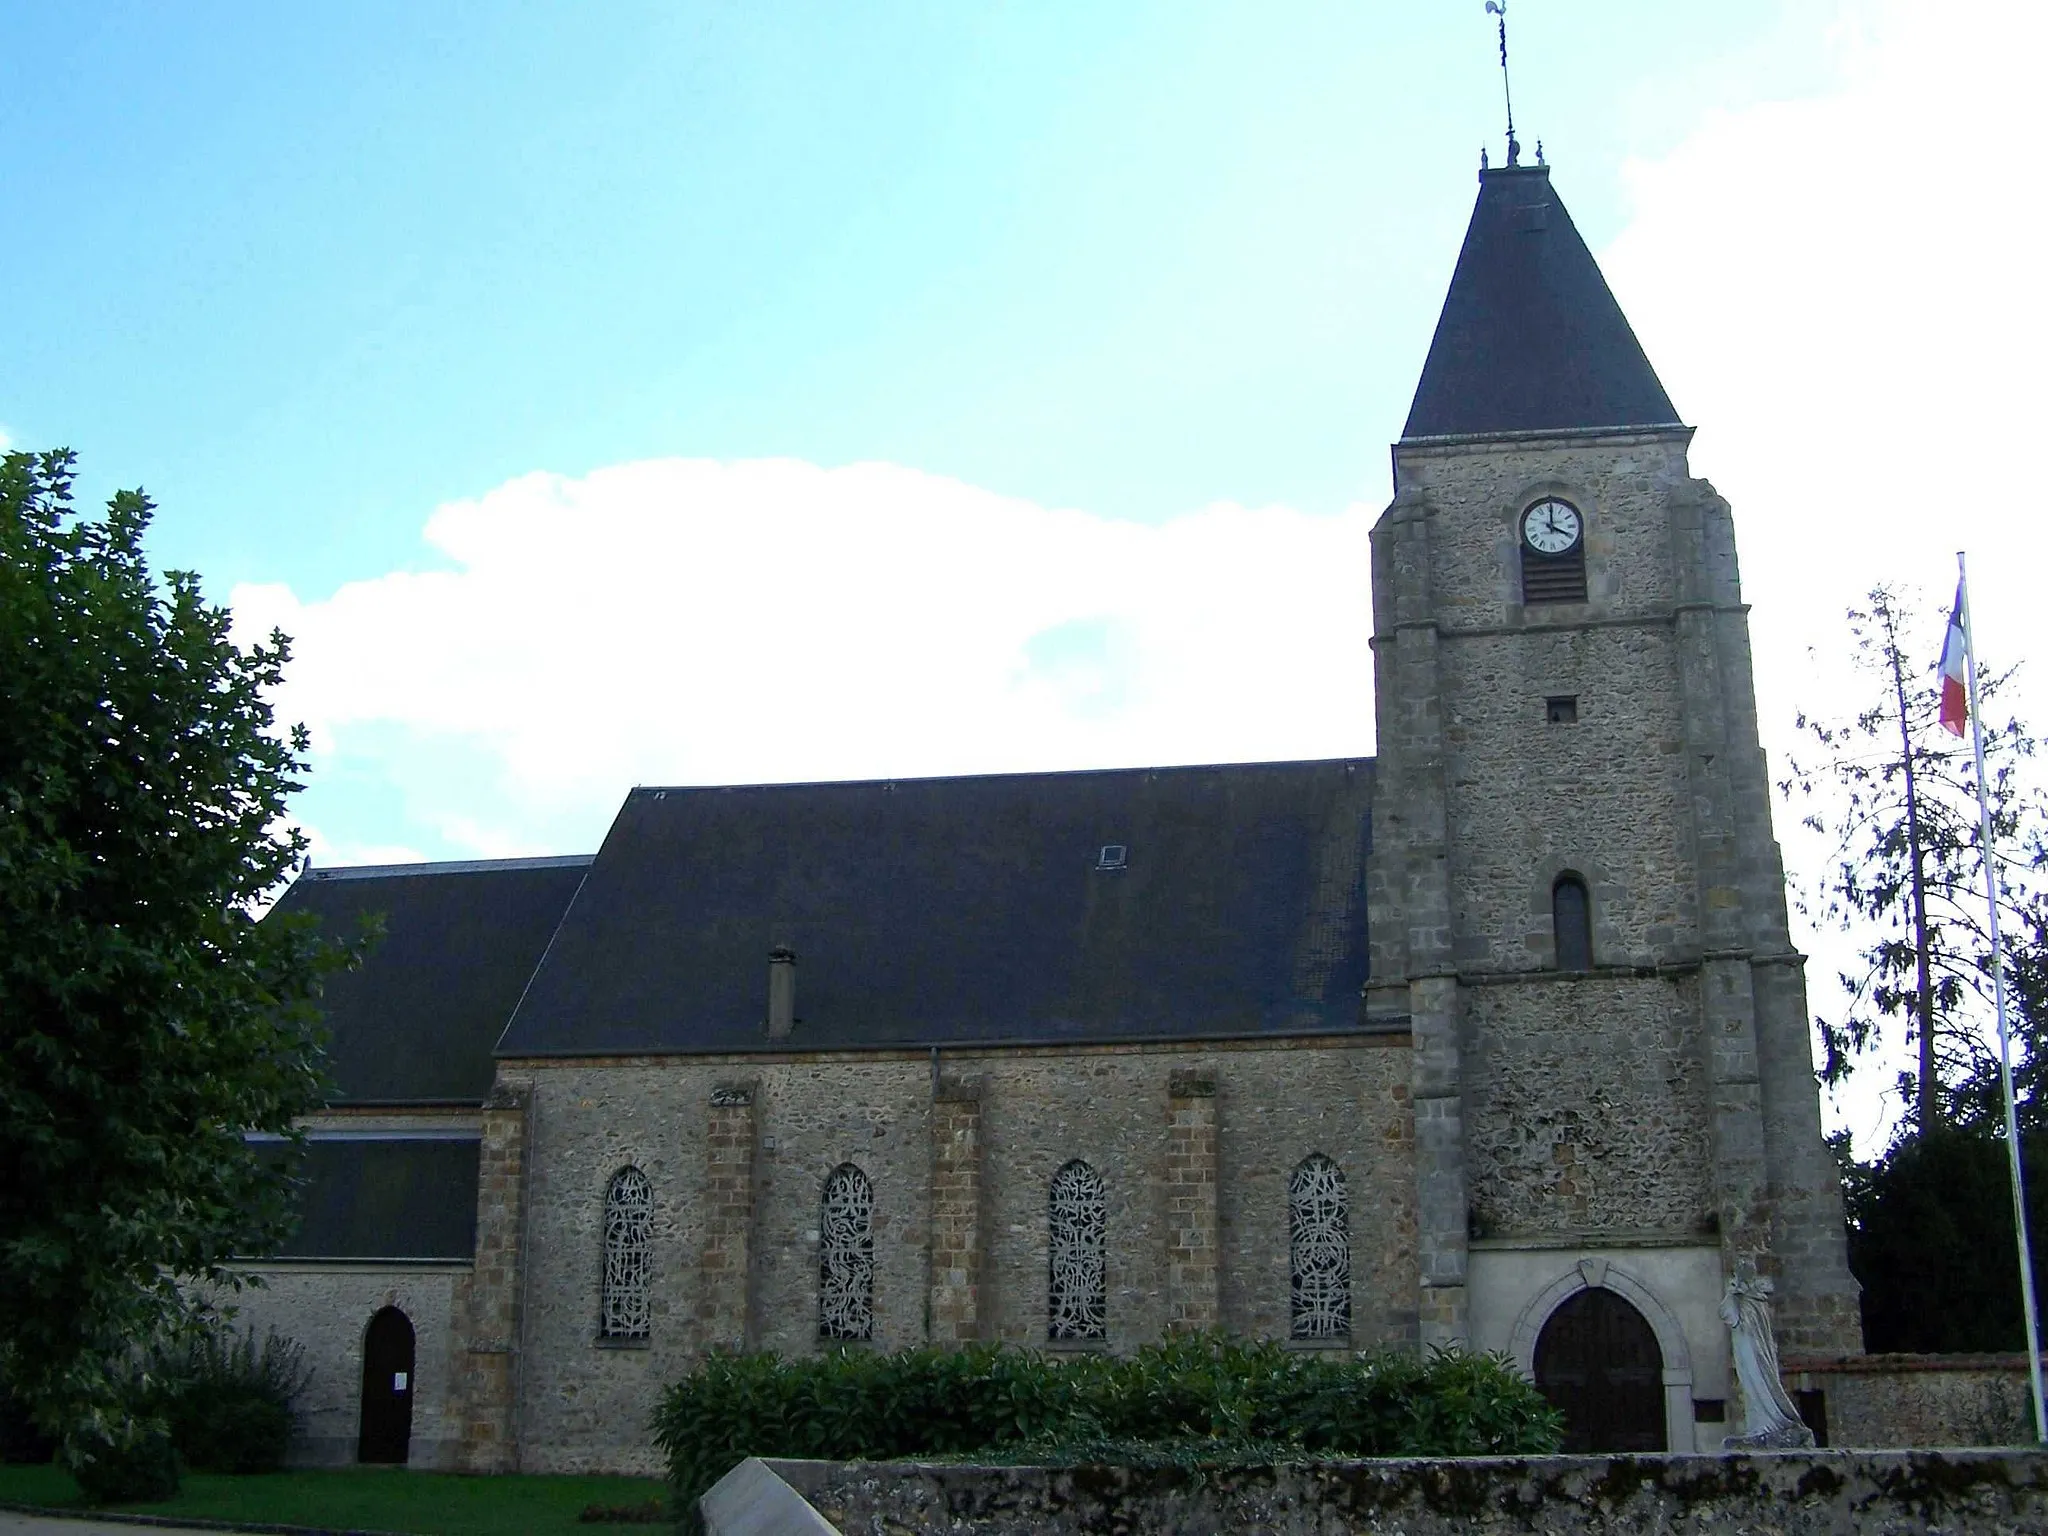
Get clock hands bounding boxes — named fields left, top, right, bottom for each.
left=1524, top=501, right=1578, bottom=553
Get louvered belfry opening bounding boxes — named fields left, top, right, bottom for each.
left=1522, top=542, right=1588, bottom=604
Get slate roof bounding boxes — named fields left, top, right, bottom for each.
left=266, top=1137, right=481, bottom=1261
left=271, top=855, right=591, bottom=1103
left=1403, top=164, right=1681, bottom=440
left=497, top=758, right=1377, bottom=1058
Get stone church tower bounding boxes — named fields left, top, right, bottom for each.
left=1366, top=161, right=1862, bottom=1407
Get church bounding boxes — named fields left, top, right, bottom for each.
left=237, top=154, right=1863, bottom=1474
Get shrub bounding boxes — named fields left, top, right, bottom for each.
left=66, top=1426, right=180, bottom=1504
left=152, top=1329, right=311, bottom=1474
left=652, top=1334, right=1560, bottom=1520
left=0, top=1374, right=56, bottom=1464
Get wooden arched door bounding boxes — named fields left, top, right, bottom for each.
left=1533, top=1286, right=1666, bottom=1452
left=357, top=1307, right=415, bottom=1464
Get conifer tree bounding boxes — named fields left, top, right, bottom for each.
left=1780, top=585, right=2047, bottom=1128
left=1783, top=585, right=2048, bottom=1350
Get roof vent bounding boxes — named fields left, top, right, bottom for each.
left=1096, top=844, right=1128, bottom=871
left=767, top=946, right=797, bottom=1040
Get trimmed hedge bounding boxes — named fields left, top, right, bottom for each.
left=653, top=1334, right=1562, bottom=1518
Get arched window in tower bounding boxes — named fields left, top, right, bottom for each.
left=1289, top=1154, right=1351, bottom=1339
left=599, top=1166, right=653, bottom=1340
left=818, top=1163, right=875, bottom=1341
left=1553, top=873, right=1593, bottom=972
left=1519, top=496, right=1588, bottom=604
left=1048, top=1160, right=1107, bottom=1341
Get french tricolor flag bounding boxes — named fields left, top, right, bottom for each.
left=1938, top=580, right=1969, bottom=737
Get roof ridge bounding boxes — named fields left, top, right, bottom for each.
left=629, top=755, right=1376, bottom=798
left=303, top=853, right=596, bottom=881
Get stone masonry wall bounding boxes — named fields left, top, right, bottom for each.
left=506, top=1037, right=1413, bottom=1475
left=1214, top=1044, right=1417, bottom=1346
left=1787, top=1355, right=2042, bottom=1450
left=1463, top=975, right=1714, bottom=1240
left=697, top=1084, right=756, bottom=1352
left=450, top=1083, right=531, bottom=1472
left=219, top=1265, right=463, bottom=1469
left=1441, top=629, right=1697, bottom=974
left=1164, top=1070, right=1219, bottom=1334
left=1390, top=434, right=1701, bottom=978
left=928, top=1079, right=985, bottom=1344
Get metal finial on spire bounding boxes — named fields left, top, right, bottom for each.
left=1484, top=1, right=1519, bottom=166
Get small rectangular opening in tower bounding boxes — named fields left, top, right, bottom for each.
left=1546, top=696, right=1578, bottom=724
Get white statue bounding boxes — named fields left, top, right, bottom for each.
left=1719, top=1261, right=1816, bottom=1450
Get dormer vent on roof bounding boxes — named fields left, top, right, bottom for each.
left=1402, top=164, right=1681, bottom=441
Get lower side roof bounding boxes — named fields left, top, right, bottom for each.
left=263, top=1139, right=481, bottom=1262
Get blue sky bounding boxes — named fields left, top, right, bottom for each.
left=8, top=1, right=1822, bottom=590
left=3, top=3, right=2040, bottom=1147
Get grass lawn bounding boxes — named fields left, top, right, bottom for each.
left=0, top=1462, right=675, bottom=1534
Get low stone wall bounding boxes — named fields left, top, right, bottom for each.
left=761, top=1449, right=2048, bottom=1535
left=1785, top=1354, right=2041, bottom=1449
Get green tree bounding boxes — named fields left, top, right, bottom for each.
left=1844, top=1125, right=2048, bottom=1351
left=0, top=450, right=347, bottom=1494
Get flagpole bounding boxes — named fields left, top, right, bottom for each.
left=1957, top=550, right=2048, bottom=1443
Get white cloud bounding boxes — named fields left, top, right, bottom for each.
left=235, top=458, right=1373, bottom=861
left=1602, top=0, right=2047, bottom=1150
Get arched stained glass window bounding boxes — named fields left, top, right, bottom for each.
left=1289, top=1154, right=1351, bottom=1339
left=819, top=1163, right=875, bottom=1341
left=1553, top=873, right=1593, bottom=972
left=1048, top=1160, right=1107, bottom=1341
left=600, top=1167, right=653, bottom=1340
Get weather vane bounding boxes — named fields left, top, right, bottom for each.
left=1484, top=1, right=1520, bottom=166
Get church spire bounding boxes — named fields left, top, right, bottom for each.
left=1400, top=164, right=1681, bottom=441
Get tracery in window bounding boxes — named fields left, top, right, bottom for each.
left=1047, top=1160, right=1107, bottom=1341
left=600, top=1166, right=653, bottom=1340
left=1289, top=1154, right=1351, bottom=1340
left=818, top=1163, right=875, bottom=1341
left=1553, top=873, right=1593, bottom=972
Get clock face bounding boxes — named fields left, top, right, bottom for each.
left=1522, top=498, right=1582, bottom=556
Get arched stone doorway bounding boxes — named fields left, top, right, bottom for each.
left=357, top=1306, right=415, bottom=1464
left=1533, top=1286, right=1666, bottom=1453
